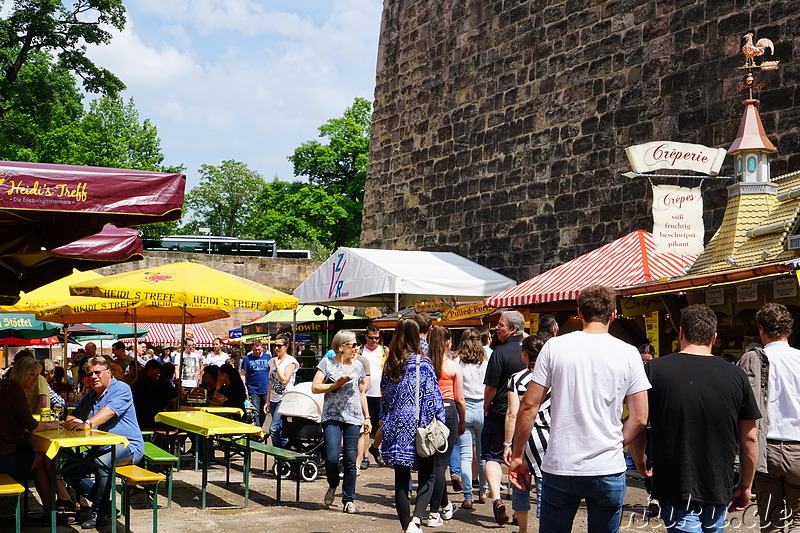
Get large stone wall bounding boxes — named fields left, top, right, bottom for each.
left=95, top=252, right=321, bottom=336
left=362, top=0, right=800, bottom=282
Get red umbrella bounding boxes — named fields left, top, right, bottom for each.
left=0, top=225, right=145, bottom=298
left=0, top=160, right=185, bottom=256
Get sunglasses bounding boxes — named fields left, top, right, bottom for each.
left=343, top=342, right=359, bottom=347
left=367, top=336, right=380, bottom=340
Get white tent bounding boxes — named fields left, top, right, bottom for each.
left=293, top=247, right=516, bottom=310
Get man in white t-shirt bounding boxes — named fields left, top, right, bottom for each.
left=739, top=303, right=800, bottom=533
left=205, top=337, right=229, bottom=367
left=358, top=325, right=387, bottom=468
left=508, top=284, right=650, bottom=533
left=179, top=339, right=204, bottom=389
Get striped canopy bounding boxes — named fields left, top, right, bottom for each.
left=122, top=322, right=217, bottom=347
left=485, top=230, right=697, bottom=307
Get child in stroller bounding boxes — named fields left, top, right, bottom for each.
left=275, top=381, right=324, bottom=481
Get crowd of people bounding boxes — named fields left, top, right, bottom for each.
left=0, top=289, right=798, bottom=533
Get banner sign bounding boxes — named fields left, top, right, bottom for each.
left=626, top=141, right=728, bottom=176
left=620, top=296, right=664, bottom=318
left=414, top=298, right=455, bottom=313
left=442, top=302, right=495, bottom=321
left=737, top=282, right=758, bottom=303
left=774, top=277, right=797, bottom=299
left=706, top=288, right=725, bottom=306
left=651, top=184, right=704, bottom=255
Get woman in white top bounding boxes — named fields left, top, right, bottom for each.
left=456, top=328, right=490, bottom=508
left=266, top=333, right=298, bottom=448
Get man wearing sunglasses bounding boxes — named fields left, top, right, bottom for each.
left=65, top=357, right=144, bottom=529
left=358, top=325, right=387, bottom=468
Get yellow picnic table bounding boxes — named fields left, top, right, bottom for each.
left=26, top=429, right=128, bottom=533
left=179, top=405, right=244, bottom=417
left=154, top=411, right=261, bottom=509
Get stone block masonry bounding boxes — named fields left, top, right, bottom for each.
left=362, top=0, right=800, bottom=283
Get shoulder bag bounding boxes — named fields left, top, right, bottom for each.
left=415, top=352, right=449, bottom=457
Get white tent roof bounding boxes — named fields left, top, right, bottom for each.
left=293, top=247, right=516, bottom=309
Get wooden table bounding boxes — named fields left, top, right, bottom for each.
left=26, top=429, right=128, bottom=533
left=154, top=411, right=261, bottom=509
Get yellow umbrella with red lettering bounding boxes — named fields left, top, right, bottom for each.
left=69, top=261, right=298, bottom=312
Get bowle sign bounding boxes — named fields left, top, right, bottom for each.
left=625, top=141, right=727, bottom=176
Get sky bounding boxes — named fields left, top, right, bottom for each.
left=83, top=0, right=383, bottom=189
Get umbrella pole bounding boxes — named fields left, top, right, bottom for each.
left=63, top=326, right=69, bottom=364
left=177, top=304, right=187, bottom=409
left=133, top=309, right=139, bottom=380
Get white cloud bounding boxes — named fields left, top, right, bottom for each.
left=84, top=0, right=382, bottom=187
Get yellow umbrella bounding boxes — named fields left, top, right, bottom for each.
left=69, top=261, right=298, bottom=312
left=34, top=297, right=231, bottom=325
left=0, top=270, right=104, bottom=312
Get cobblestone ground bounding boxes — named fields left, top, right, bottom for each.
left=4, top=459, right=762, bottom=532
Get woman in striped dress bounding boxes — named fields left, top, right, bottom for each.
left=504, top=335, right=551, bottom=533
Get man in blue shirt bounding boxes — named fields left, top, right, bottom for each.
left=240, top=339, right=271, bottom=427
left=65, top=356, right=144, bottom=529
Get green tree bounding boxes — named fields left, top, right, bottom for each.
left=0, top=0, right=126, bottom=121
left=288, top=97, right=371, bottom=247
left=0, top=49, right=84, bottom=161
left=184, top=160, right=266, bottom=237
left=248, top=179, right=359, bottom=253
left=38, top=96, right=181, bottom=172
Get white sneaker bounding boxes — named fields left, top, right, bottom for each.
left=441, top=501, right=457, bottom=520
left=406, top=518, right=423, bottom=533
left=356, top=466, right=361, bottom=476
left=426, top=514, right=444, bottom=527
left=343, top=501, right=358, bottom=514
left=324, top=486, right=335, bottom=506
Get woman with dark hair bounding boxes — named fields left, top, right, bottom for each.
left=51, top=366, right=74, bottom=394
left=380, top=318, right=445, bottom=533
left=212, top=363, right=247, bottom=417
left=0, top=356, right=62, bottom=520
left=425, top=325, right=465, bottom=527
left=504, top=335, right=550, bottom=533
left=267, top=333, right=298, bottom=448
left=456, top=327, right=489, bottom=507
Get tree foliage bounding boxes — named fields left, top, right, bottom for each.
left=184, top=160, right=266, bottom=237
left=0, top=0, right=126, bottom=121
left=287, top=97, right=371, bottom=247
left=249, top=179, right=360, bottom=252
left=38, top=96, right=180, bottom=172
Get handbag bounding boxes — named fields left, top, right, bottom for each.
left=414, top=352, right=450, bottom=457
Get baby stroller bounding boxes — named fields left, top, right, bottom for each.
left=275, top=381, right=324, bottom=482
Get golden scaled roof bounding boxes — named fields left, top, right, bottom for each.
left=688, top=170, right=800, bottom=275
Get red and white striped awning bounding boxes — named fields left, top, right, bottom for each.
left=485, top=230, right=698, bottom=307
left=122, top=323, right=218, bottom=347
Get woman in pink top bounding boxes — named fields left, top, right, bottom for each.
left=426, top=326, right=466, bottom=527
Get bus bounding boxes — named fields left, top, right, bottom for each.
left=142, top=236, right=310, bottom=259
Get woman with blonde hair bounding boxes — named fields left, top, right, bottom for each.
left=380, top=318, right=445, bottom=533
left=0, top=356, right=62, bottom=521
left=456, top=327, right=490, bottom=507
left=312, top=330, right=370, bottom=514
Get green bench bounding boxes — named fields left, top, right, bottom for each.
left=221, top=438, right=312, bottom=502
left=142, top=442, right=179, bottom=508
left=0, top=474, right=24, bottom=533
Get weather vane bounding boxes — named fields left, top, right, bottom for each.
left=737, top=33, right=780, bottom=98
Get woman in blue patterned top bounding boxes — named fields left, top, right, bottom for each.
left=380, top=318, right=445, bottom=533
left=312, top=329, right=371, bottom=514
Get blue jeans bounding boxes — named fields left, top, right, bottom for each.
left=540, top=471, right=626, bottom=533
left=66, top=443, right=135, bottom=516
left=269, top=400, right=287, bottom=448
left=322, top=420, right=360, bottom=504
left=449, top=438, right=461, bottom=478
left=249, top=392, right=266, bottom=427
left=660, top=502, right=727, bottom=533
left=458, top=398, right=487, bottom=501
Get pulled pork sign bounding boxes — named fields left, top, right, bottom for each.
left=625, top=141, right=727, bottom=176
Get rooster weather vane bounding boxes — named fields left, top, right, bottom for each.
left=740, top=33, right=779, bottom=70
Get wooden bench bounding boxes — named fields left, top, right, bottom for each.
left=0, top=474, right=24, bottom=533
left=116, top=465, right=165, bottom=533
left=142, top=442, right=179, bottom=508
left=220, top=438, right=312, bottom=502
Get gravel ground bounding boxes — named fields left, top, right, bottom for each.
left=4, top=458, right=762, bottom=532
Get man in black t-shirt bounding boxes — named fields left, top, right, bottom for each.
left=482, top=310, right=525, bottom=525
left=630, top=305, right=761, bottom=533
